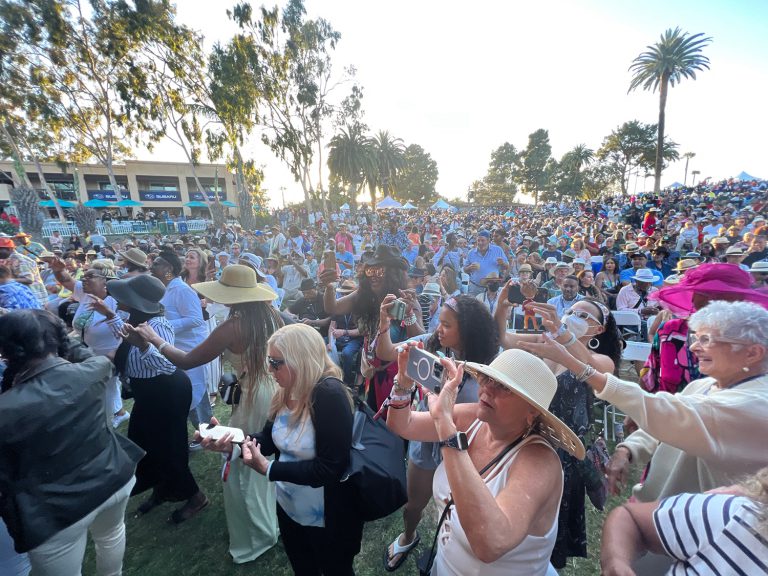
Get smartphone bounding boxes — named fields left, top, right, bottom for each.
left=406, top=347, right=444, bottom=393
left=198, top=423, right=245, bottom=444
left=323, top=250, right=336, bottom=271
left=507, top=284, right=525, bottom=305
left=390, top=298, right=407, bottom=321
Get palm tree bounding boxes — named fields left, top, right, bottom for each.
left=327, top=123, right=374, bottom=207
left=682, top=151, right=696, bottom=185
left=629, top=28, right=711, bottom=193
left=370, top=130, right=405, bottom=206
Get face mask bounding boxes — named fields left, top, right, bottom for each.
left=487, top=282, right=500, bottom=292
left=562, top=314, right=589, bottom=339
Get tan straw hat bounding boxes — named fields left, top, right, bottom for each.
left=463, top=349, right=585, bottom=459
left=675, top=258, right=699, bottom=273
left=193, top=264, right=277, bottom=305
left=118, top=247, right=148, bottom=268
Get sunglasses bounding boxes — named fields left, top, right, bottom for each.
left=267, top=356, right=286, bottom=370
left=477, top=373, right=512, bottom=395
left=364, top=266, right=385, bottom=278
left=563, top=309, right=601, bottom=324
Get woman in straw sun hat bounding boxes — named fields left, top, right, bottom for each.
left=387, top=343, right=583, bottom=576
left=129, top=264, right=284, bottom=563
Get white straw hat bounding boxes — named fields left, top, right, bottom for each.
left=464, top=349, right=585, bottom=459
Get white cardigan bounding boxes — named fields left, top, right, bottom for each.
left=597, top=373, right=768, bottom=502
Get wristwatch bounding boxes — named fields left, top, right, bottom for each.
left=438, top=431, right=469, bottom=451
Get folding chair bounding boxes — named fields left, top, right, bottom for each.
left=613, top=309, right=643, bottom=341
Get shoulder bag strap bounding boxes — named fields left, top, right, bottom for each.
left=420, top=432, right=529, bottom=573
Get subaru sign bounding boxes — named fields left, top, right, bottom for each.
left=190, top=190, right=226, bottom=201
left=87, top=189, right=119, bottom=201
left=139, top=190, right=182, bottom=202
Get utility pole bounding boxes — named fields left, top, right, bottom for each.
left=280, top=186, right=287, bottom=209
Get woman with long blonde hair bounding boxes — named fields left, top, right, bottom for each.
left=235, top=323, right=362, bottom=575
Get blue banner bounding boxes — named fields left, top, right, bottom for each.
left=87, top=189, right=119, bottom=201
left=139, top=190, right=182, bottom=202
left=189, top=190, right=226, bottom=201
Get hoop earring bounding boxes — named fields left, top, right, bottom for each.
left=588, top=337, right=600, bottom=350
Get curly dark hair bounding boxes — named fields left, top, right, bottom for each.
left=0, top=310, right=70, bottom=392
left=424, top=295, right=498, bottom=363
left=582, top=298, right=623, bottom=374
left=354, top=266, right=408, bottom=337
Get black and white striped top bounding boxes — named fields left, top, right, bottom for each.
left=654, top=492, right=768, bottom=575
left=107, top=315, right=177, bottom=378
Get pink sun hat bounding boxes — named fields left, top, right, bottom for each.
left=650, top=263, right=768, bottom=316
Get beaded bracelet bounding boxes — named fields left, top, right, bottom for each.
left=404, top=313, right=419, bottom=326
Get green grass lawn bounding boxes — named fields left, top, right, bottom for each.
left=84, top=380, right=640, bottom=575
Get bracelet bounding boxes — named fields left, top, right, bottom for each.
left=562, top=333, right=578, bottom=348
left=158, top=341, right=169, bottom=354
left=392, top=376, right=416, bottom=396
left=403, top=313, right=419, bottom=326
left=547, top=324, right=567, bottom=339
left=576, top=363, right=597, bottom=382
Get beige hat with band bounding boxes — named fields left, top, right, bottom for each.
left=463, top=349, right=585, bottom=459
left=193, top=264, right=277, bottom=305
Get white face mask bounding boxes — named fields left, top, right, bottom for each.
left=562, top=314, right=589, bottom=339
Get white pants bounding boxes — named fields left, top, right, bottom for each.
left=27, top=476, right=135, bottom=576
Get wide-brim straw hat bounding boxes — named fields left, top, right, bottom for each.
left=118, top=248, right=148, bottom=268
left=464, top=349, right=585, bottom=459
left=106, top=274, right=165, bottom=314
left=479, top=272, right=502, bottom=286
left=193, top=264, right=277, bottom=305
left=337, top=279, right=357, bottom=294
left=675, top=258, right=699, bottom=273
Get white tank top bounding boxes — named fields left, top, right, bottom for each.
left=431, top=419, right=562, bottom=576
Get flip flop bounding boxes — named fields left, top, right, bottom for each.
left=383, top=532, right=420, bottom=572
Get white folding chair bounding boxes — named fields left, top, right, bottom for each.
left=613, top=310, right=642, bottom=341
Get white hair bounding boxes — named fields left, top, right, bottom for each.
left=689, top=301, right=768, bottom=352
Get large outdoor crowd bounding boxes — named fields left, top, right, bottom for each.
left=1, top=178, right=768, bottom=575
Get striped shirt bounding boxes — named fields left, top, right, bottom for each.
left=654, top=493, right=768, bottom=575
left=107, top=315, right=177, bottom=378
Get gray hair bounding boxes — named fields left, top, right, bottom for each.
left=689, top=301, right=768, bottom=351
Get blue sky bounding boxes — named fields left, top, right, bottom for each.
left=152, top=0, right=768, bottom=206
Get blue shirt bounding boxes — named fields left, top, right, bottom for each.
left=465, top=244, right=508, bottom=286
left=335, top=250, right=354, bottom=271
left=0, top=281, right=42, bottom=310
left=547, top=293, right=584, bottom=318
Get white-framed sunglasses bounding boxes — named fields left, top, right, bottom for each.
left=563, top=308, right=601, bottom=324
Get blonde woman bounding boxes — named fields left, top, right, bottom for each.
left=206, top=324, right=363, bottom=575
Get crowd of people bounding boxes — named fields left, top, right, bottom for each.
left=1, top=179, right=768, bottom=575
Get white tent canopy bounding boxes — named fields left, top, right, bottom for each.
left=737, top=171, right=759, bottom=181
left=402, top=202, right=417, bottom=210
left=430, top=198, right=456, bottom=211
left=339, top=203, right=350, bottom=211
left=667, top=182, right=684, bottom=189
left=376, top=196, right=402, bottom=209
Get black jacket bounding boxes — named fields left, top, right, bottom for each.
left=254, top=377, right=361, bottom=540
left=0, top=353, right=144, bottom=552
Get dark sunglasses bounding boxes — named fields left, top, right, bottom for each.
left=267, top=356, right=286, bottom=370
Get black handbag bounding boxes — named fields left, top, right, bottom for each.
left=218, top=371, right=245, bottom=405
left=341, top=397, right=407, bottom=522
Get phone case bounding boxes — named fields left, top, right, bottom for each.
left=199, top=424, right=245, bottom=444
left=406, top=347, right=444, bottom=392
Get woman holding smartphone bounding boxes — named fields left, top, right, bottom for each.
left=376, top=295, right=498, bottom=571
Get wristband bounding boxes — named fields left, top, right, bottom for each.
left=561, top=333, right=578, bottom=348
left=547, top=324, right=567, bottom=339
left=158, top=341, right=169, bottom=354
left=404, top=313, right=419, bottom=326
